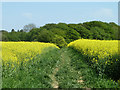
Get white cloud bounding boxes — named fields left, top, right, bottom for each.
left=22, top=12, right=33, bottom=19
left=93, top=8, right=114, bottom=18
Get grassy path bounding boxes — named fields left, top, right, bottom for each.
left=49, top=68, right=59, bottom=88
left=49, top=48, right=73, bottom=88
left=51, top=48, right=86, bottom=88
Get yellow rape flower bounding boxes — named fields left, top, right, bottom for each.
left=1, top=41, right=59, bottom=68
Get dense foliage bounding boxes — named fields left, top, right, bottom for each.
left=1, top=21, right=119, bottom=48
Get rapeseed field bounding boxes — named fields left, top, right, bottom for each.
left=68, top=39, right=120, bottom=81
left=68, top=39, right=118, bottom=64
left=1, top=42, right=59, bottom=68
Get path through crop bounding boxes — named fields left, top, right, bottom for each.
left=49, top=48, right=118, bottom=88
left=2, top=47, right=119, bottom=88
left=49, top=48, right=86, bottom=88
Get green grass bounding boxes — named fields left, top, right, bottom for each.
left=2, top=47, right=119, bottom=88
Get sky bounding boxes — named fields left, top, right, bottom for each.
left=2, top=2, right=118, bottom=32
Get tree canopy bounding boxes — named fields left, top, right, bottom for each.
left=1, top=21, right=119, bottom=47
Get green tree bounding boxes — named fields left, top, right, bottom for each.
left=7, top=32, right=20, bottom=41
left=1, top=30, right=9, bottom=41
left=51, top=35, right=67, bottom=48
left=49, top=28, right=66, bottom=38
left=66, top=29, right=81, bottom=43
left=11, top=29, right=15, bottom=32
left=37, top=30, right=54, bottom=42
left=27, top=28, right=41, bottom=41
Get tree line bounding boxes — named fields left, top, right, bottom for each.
left=1, top=21, right=119, bottom=48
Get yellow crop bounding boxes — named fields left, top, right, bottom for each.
left=1, top=42, right=59, bottom=67
left=68, top=39, right=119, bottom=65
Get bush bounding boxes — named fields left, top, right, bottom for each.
left=51, top=35, right=67, bottom=48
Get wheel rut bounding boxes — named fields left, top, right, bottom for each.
left=49, top=48, right=85, bottom=88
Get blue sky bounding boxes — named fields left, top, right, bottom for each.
left=2, top=2, right=118, bottom=31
